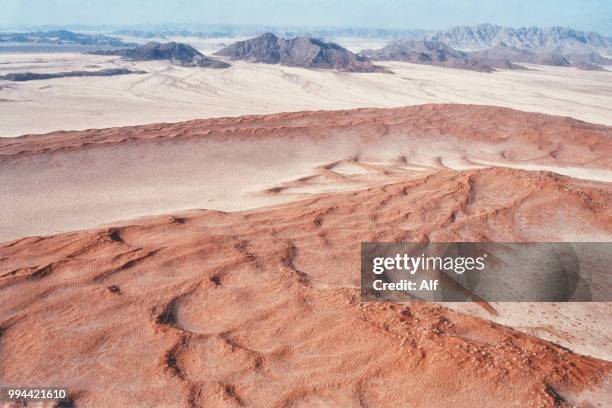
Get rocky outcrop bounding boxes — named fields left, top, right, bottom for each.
left=365, top=39, right=611, bottom=72
left=215, top=33, right=386, bottom=72
left=362, top=40, right=520, bottom=72
left=469, top=44, right=570, bottom=67
left=0, top=68, right=146, bottom=81
left=95, top=42, right=230, bottom=68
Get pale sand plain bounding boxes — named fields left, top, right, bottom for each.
left=0, top=50, right=611, bottom=138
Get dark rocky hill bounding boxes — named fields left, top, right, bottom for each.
left=469, top=45, right=571, bottom=67
left=362, top=40, right=520, bottom=72
left=470, top=44, right=611, bottom=70
left=364, top=39, right=611, bottom=72
left=215, top=33, right=386, bottom=72
left=559, top=49, right=612, bottom=68
left=95, top=42, right=230, bottom=68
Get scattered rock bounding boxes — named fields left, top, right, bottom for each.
left=0, top=68, right=146, bottom=82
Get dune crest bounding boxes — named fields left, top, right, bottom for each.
left=1, top=104, right=611, bottom=242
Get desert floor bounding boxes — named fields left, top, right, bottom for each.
left=0, top=50, right=611, bottom=137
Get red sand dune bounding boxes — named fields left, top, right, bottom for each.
left=1, top=104, right=611, bottom=242
left=1, top=105, right=611, bottom=407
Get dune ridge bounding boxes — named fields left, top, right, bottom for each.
left=3, top=104, right=611, bottom=156
left=1, top=104, right=611, bottom=242
left=1, top=105, right=611, bottom=406
left=1, top=166, right=611, bottom=407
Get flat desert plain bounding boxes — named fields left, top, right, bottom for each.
left=0, top=50, right=611, bottom=137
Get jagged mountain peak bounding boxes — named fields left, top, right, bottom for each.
left=215, top=33, right=386, bottom=72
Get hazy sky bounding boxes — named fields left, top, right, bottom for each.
left=3, top=0, right=612, bottom=35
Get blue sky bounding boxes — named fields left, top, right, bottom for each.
left=3, top=0, right=611, bottom=35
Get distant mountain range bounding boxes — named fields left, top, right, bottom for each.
left=469, top=45, right=570, bottom=66
left=215, top=33, right=386, bottom=72
left=361, top=39, right=610, bottom=72
left=362, top=40, right=520, bottom=72
left=112, top=26, right=425, bottom=40
left=94, top=42, right=230, bottom=68
left=425, top=24, right=612, bottom=53
left=106, top=23, right=611, bottom=53
left=113, top=23, right=611, bottom=72
left=2, top=24, right=610, bottom=73
left=0, top=30, right=136, bottom=47
left=7, top=23, right=608, bottom=51
left=361, top=24, right=611, bottom=72
left=112, top=30, right=232, bottom=40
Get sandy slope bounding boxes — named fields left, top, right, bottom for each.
left=0, top=51, right=611, bottom=137
left=1, top=167, right=610, bottom=407
left=0, top=105, right=611, bottom=407
left=2, top=104, right=611, bottom=242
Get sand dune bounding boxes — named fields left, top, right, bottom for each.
left=1, top=167, right=610, bottom=407
left=0, top=52, right=611, bottom=137
left=1, top=105, right=611, bottom=406
left=2, top=104, right=611, bottom=242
